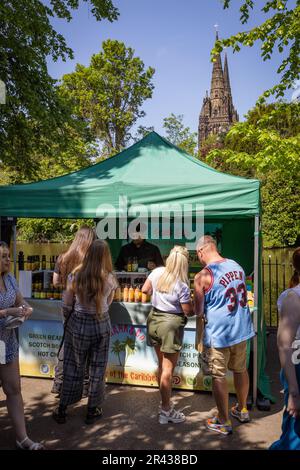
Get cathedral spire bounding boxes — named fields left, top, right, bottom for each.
left=223, top=52, right=232, bottom=98
left=198, top=33, right=239, bottom=150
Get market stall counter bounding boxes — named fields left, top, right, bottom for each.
left=18, top=297, right=235, bottom=393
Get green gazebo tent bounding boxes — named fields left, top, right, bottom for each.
left=0, top=131, right=272, bottom=402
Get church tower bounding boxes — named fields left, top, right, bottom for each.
left=198, top=33, right=239, bottom=149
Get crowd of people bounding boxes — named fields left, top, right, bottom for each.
left=0, top=228, right=299, bottom=450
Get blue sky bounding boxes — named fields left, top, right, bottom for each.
left=47, top=0, right=293, bottom=136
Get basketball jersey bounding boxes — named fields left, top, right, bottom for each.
left=203, top=258, right=255, bottom=348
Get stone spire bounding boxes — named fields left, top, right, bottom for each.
left=210, top=30, right=224, bottom=104
left=223, top=52, right=232, bottom=99
left=198, top=33, right=239, bottom=149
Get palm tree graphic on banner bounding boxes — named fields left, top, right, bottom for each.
left=111, top=337, right=137, bottom=366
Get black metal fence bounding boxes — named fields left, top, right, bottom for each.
left=262, top=256, right=294, bottom=328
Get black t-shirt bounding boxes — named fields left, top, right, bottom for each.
left=115, top=241, right=164, bottom=271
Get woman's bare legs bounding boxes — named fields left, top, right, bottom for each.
left=0, top=358, right=27, bottom=442
left=154, top=346, right=179, bottom=411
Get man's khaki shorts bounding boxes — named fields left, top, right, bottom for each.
left=201, top=341, right=247, bottom=379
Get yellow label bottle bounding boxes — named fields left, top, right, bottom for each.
left=123, top=285, right=129, bottom=302
left=134, top=286, right=140, bottom=303
left=141, top=292, right=147, bottom=303
left=127, top=257, right=132, bottom=272
left=128, top=286, right=134, bottom=303
left=115, top=286, right=121, bottom=302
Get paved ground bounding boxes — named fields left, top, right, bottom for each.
left=0, top=331, right=283, bottom=450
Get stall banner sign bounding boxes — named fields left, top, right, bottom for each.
left=19, top=319, right=63, bottom=378
left=18, top=319, right=235, bottom=392
left=106, top=324, right=234, bottom=392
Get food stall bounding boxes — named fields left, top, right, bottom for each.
left=0, top=131, right=271, bottom=402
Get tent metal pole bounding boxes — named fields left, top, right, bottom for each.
left=253, top=215, right=259, bottom=407
left=13, top=221, right=17, bottom=278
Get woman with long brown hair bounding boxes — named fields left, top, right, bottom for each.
left=52, top=240, right=117, bottom=425
left=52, top=226, right=96, bottom=396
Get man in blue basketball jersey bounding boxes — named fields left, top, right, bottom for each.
left=194, top=235, right=255, bottom=435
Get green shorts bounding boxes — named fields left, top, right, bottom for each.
left=146, top=308, right=187, bottom=354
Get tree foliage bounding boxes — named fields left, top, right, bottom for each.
left=206, top=102, right=300, bottom=247
left=0, top=0, right=118, bottom=176
left=162, top=114, right=198, bottom=156
left=213, top=1, right=300, bottom=100
left=60, top=40, right=155, bottom=155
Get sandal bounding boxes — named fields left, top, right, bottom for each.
left=16, top=436, right=45, bottom=450
left=52, top=405, right=67, bottom=424
left=85, top=406, right=103, bottom=425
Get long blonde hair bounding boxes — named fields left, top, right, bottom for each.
left=156, top=245, right=189, bottom=293
left=73, top=240, right=115, bottom=319
left=58, top=226, right=96, bottom=288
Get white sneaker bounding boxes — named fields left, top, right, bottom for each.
left=158, top=407, right=186, bottom=424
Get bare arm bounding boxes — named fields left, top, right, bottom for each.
left=277, top=291, right=300, bottom=418
left=0, top=291, right=33, bottom=319
left=62, top=280, right=75, bottom=319
left=193, top=269, right=211, bottom=317
left=53, top=272, right=61, bottom=288
left=181, top=302, right=194, bottom=317
left=142, top=278, right=152, bottom=296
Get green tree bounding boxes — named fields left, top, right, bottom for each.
left=163, top=114, right=198, bottom=156
left=60, top=40, right=155, bottom=154
left=214, top=1, right=300, bottom=100
left=0, top=0, right=118, bottom=176
left=133, top=125, right=155, bottom=142
left=199, top=133, right=225, bottom=160
left=206, top=102, right=300, bottom=246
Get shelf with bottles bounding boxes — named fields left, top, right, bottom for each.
left=18, top=268, right=62, bottom=300
left=113, top=275, right=151, bottom=304
left=18, top=251, right=58, bottom=272
left=31, top=283, right=63, bottom=301
left=122, top=256, right=141, bottom=273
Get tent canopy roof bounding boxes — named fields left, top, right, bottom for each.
left=0, top=132, right=260, bottom=219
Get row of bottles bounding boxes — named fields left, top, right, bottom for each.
left=32, top=285, right=63, bottom=300
left=113, top=283, right=151, bottom=303
left=18, top=251, right=58, bottom=271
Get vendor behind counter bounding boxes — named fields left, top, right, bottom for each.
left=115, top=234, right=164, bottom=271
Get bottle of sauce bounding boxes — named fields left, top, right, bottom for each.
left=41, top=255, right=46, bottom=270
left=127, top=257, right=132, bottom=272
left=134, top=285, right=140, bottom=303
left=132, top=257, right=138, bottom=272
left=123, top=285, right=129, bottom=302
left=115, top=286, right=121, bottom=302
left=128, top=285, right=134, bottom=303
left=141, top=291, right=147, bottom=303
